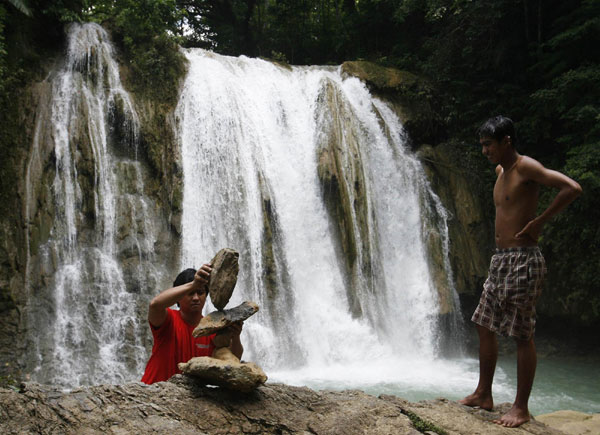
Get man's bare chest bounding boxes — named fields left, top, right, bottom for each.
left=494, top=171, right=538, bottom=208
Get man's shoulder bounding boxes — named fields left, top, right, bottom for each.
left=517, top=154, right=543, bottom=169
left=515, top=155, right=545, bottom=178
left=152, top=308, right=177, bottom=330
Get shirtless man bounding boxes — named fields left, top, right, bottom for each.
left=459, top=116, right=582, bottom=427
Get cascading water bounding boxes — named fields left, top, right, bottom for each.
left=22, top=23, right=164, bottom=387
left=176, top=49, right=463, bottom=388
left=21, top=22, right=463, bottom=392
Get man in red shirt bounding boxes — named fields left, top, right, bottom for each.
left=141, top=264, right=244, bottom=384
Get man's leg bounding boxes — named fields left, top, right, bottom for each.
left=494, top=337, right=536, bottom=427
left=459, top=325, right=497, bottom=410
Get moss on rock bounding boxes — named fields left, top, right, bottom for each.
left=341, top=60, right=445, bottom=146
left=418, top=142, right=493, bottom=301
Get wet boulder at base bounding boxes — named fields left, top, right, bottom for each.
left=208, top=248, right=240, bottom=310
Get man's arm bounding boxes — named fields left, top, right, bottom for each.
left=515, top=157, right=582, bottom=241
left=148, top=264, right=212, bottom=328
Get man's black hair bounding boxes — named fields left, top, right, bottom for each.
left=173, top=268, right=208, bottom=307
left=173, top=268, right=196, bottom=287
left=478, top=115, right=517, bottom=148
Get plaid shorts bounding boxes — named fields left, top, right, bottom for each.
left=472, top=247, right=547, bottom=340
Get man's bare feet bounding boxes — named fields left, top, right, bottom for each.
left=458, top=392, right=493, bottom=411
left=493, top=405, right=530, bottom=427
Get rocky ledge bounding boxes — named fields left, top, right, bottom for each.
left=0, top=376, right=587, bottom=434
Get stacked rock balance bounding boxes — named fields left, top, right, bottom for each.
left=178, top=248, right=267, bottom=392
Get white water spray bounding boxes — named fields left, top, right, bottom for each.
left=176, top=50, right=461, bottom=384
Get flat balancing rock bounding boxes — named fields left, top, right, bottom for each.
left=193, top=301, right=259, bottom=337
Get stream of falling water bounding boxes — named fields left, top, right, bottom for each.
left=23, top=23, right=163, bottom=387
left=176, top=49, right=462, bottom=387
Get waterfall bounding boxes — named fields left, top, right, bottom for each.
left=22, top=24, right=462, bottom=389
left=22, top=23, right=164, bottom=387
left=176, top=49, right=462, bottom=382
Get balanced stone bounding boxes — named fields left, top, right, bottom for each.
left=193, top=301, right=259, bottom=337
left=178, top=357, right=267, bottom=392
left=212, top=346, right=239, bottom=362
left=209, top=248, right=239, bottom=310
left=212, top=329, right=232, bottom=348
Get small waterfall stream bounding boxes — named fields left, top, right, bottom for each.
left=23, top=23, right=164, bottom=387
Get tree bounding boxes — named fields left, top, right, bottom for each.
left=3, top=0, right=31, bottom=16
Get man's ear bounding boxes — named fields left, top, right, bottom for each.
left=503, top=135, right=512, bottom=147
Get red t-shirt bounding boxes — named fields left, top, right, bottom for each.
left=141, top=308, right=215, bottom=384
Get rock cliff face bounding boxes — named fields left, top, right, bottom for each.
left=417, top=143, right=494, bottom=298
left=0, top=377, right=565, bottom=434
left=341, top=61, right=444, bottom=147
left=315, top=77, right=375, bottom=318
left=0, top=23, right=183, bottom=383
left=0, top=79, right=52, bottom=381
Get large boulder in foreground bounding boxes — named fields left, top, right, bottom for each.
left=0, top=377, right=567, bottom=434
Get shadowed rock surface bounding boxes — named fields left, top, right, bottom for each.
left=209, top=248, right=240, bottom=310
left=193, top=301, right=259, bottom=337
left=0, top=377, right=569, bottom=434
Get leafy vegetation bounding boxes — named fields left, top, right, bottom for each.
left=0, top=0, right=597, bottom=326
left=402, top=408, right=448, bottom=434
left=102, top=0, right=186, bottom=103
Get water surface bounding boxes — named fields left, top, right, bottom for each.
left=268, top=355, right=600, bottom=415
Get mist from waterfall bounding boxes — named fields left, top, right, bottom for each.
left=176, top=49, right=462, bottom=386
left=23, top=23, right=163, bottom=387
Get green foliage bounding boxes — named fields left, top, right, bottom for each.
left=120, top=32, right=185, bottom=104
left=101, top=0, right=187, bottom=104
left=539, top=142, right=600, bottom=325
left=531, top=66, right=600, bottom=148
left=3, top=0, right=31, bottom=16
left=38, top=0, right=90, bottom=22
left=179, top=0, right=356, bottom=64
left=0, top=372, right=19, bottom=390
left=111, top=0, right=182, bottom=44
left=402, top=408, right=448, bottom=434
